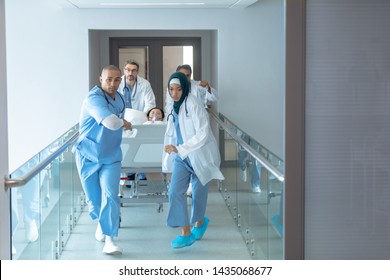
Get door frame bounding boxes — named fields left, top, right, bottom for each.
left=109, top=37, right=201, bottom=108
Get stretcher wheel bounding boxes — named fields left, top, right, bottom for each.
left=157, top=203, right=163, bottom=213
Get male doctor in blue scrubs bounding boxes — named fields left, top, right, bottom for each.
left=73, top=65, right=132, bottom=255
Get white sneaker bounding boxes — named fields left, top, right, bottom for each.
left=103, top=236, right=123, bottom=255
left=95, top=223, right=105, bottom=242
left=25, top=220, right=39, bottom=242
left=240, top=168, right=247, bottom=182
left=253, top=187, right=261, bottom=193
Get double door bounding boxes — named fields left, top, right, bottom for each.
left=110, top=37, right=201, bottom=109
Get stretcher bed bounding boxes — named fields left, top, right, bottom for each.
left=120, top=124, right=168, bottom=212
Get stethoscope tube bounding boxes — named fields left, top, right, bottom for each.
left=100, top=87, right=126, bottom=117
left=167, top=97, right=189, bottom=123
left=123, top=77, right=138, bottom=103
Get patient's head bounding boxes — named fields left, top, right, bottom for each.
left=147, top=107, right=165, bottom=122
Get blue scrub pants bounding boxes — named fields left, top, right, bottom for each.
left=167, top=155, right=210, bottom=228
left=75, top=152, right=121, bottom=237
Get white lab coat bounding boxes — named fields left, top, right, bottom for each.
left=191, top=80, right=219, bottom=106
left=164, top=80, right=218, bottom=113
left=118, top=75, right=156, bottom=113
left=163, top=94, right=224, bottom=186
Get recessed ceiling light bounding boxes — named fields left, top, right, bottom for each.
left=100, top=2, right=205, bottom=6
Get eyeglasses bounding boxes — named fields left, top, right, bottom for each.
left=124, top=68, right=138, bottom=73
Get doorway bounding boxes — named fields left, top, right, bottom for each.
left=109, top=37, right=201, bottom=109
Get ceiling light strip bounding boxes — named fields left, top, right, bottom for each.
left=100, top=2, right=205, bottom=6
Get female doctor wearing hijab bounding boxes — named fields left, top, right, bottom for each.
left=163, top=72, right=224, bottom=249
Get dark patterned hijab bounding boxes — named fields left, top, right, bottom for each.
left=168, top=72, right=189, bottom=114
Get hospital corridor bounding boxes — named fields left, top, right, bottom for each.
left=6, top=112, right=284, bottom=260
left=2, top=0, right=390, bottom=263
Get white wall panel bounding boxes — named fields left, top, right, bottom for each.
left=6, top=0, right=285, bottom=170
left=0, top=0, right=10, bottom=260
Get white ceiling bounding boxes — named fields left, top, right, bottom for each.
left=65, top=0, right=259, bottom=9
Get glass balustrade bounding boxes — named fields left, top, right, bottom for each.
left=9, top=112, right=284, bottom=260
left=215, top=113, right=284, bottom=259
left=10, top=124, right=84, bottom=260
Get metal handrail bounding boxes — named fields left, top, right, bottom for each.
left=4, top=131, right=79, bottom=188
left=207, top=109, right=285, bottom=182
left=5, top=110, right=284, bottom=187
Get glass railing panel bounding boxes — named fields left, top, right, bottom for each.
left=72, top=155, right=85, bottom=229
left=58, top=143, right=83, bottom=257
left=58, top=150, right=71, bottom=257
left=220, top=130, right=239, bottom=226
left=10, top=124, right=81, bottom=259
left=40, top=154, right=61, bottom=260
left=11, top=157, right=41, bottom=260
left=267, top=174, right=283, bottom=259
left=61, top=125, right=85, bottom=238
left=247, top=137, right=284, bottom=259
left=215, top=113, right=284, bottom=259
left=236, top=153, right=271, bottom=259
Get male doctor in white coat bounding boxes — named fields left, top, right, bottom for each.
left=164, top=64, right=218, bottom=113
left=118, top=60, right=156, bottom=180
left=118, top=60, right=156, bottom=112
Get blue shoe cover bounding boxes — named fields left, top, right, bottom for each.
left=271, top=214, right=283, bottom=237
left=191, top=216, right=210, bottom=240
left=171, top=234, right=196, bottom=249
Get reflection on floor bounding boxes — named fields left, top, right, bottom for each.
left=12, top=167, right=283, bottom=260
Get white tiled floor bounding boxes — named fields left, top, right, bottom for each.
left=12, top=167, right=283, bottom=260
left=59, top=187, right=252, bottom=260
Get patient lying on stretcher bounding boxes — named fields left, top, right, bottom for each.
left=144, top=107, right=165, bottom=124
left=124, top=107, right=165, bottom=125
left=121, top=107, right=166, bottom=188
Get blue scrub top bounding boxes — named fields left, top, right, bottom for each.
left=75, top=85, right=125, bottom=164
left=173, top=109, right=194, bottom=169
left=173, top=110, right=184, bottom=145
left=122, top=82, right=133, bottom=109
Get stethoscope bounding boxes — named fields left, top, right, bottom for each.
left=166, top=96, right=190, bottom=123
left=123, top=77, right=138, bottom=103
left=100, top=87, right=125, bottom=117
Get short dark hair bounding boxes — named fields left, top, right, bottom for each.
left=147, top=107, right=165, bottom=120
left=101, top=65, right=121, bottom=75
left=176, top=64, right=192, bottom=74
left=124, top=60, right=139, bottom=71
